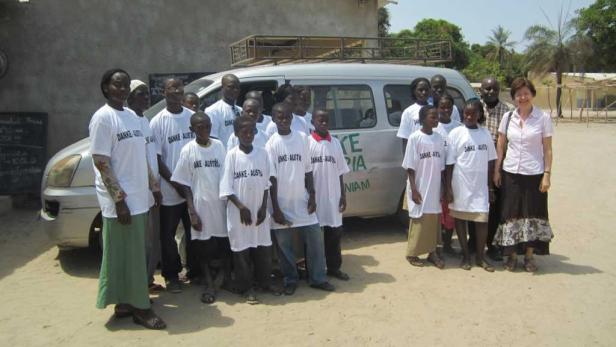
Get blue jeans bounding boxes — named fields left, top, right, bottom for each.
left=274, top=224, right=327, bottom=286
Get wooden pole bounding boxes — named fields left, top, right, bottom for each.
left=569, top=88, right=573, bottom=120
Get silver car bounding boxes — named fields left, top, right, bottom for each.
left=40, top=63, right=477, bottom=250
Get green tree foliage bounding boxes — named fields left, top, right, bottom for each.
left=378, top=7, right=391, bottom=37
left=486, top=25, right=516, bottom=70
left=575, top=0, right=616, bottom=71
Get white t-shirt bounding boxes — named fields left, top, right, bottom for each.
left=298, top=112, right=314, bottom=131
left=451, top=106, right=462, bottom=123
left=309, top=135, right=350, bottom=227
left=434, top=119, right=462, bottom=155
left=206, top=99, right=242, bottom=146
left=257, top=114, right=272, bottom=133
left=396, top=103, right=424, bottom=139
left=446, top=126, right=497, bottom=213
left=265, top=131, right=318, bottom=229
left=401, top=130, right=445, bottom=218
left=226, top=129, right=268, bottom=151
left=89, top=105, right=150, bottom=218
left=499, top=107, right=553, bottom=175
left=150, top=106, right=195, bottom=206
left=135, top=114, right=160, bottom=209
left=171, top=139, right=227, bottom=241
left=264, top=114, right=309, bottom=138
left=219, top=146, right=272, bottom=252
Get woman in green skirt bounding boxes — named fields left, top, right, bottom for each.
left=89, top=68, right=166, bottom=329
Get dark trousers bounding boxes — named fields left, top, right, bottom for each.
left=232, top=246, right=272, bottom=293
left=487, top=186, right=501, bottom=251
left=159, top=202, right=198, bottom=281
left=323, top=226, right=343, bottom=272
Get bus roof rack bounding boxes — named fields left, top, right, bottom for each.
left=229, top=35, right=453, bottom=67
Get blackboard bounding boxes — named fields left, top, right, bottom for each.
left=0, top=112, right=47, bottom=194
left=148, top=72, right=213, bottom=104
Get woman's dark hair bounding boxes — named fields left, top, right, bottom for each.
left=510, top=77, right=537, bottom=99
left=471, top=100, right=486, bottom=124
left=100, top=68, right=130, bottom=99
left=418, top=105, right=436, bottom=125
left=437, top=93, right=454, bottom=106
left=410, top=77, right=431, bottom=102
left=274, top=83, right=295, bottom=103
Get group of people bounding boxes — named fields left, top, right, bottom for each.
left=89, top=67, right=555, bottom=331
left=90, top=70, right=349, bottom=330
left=400, top=74, right=554, bottom=274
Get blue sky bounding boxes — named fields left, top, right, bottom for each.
left=386, top=0, right=595, bottom=51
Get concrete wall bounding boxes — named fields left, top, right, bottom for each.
left=0, top=0, right=378, bottom=157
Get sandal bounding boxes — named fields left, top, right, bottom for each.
left=460, top=258, right=472, bottom=271
left=148, top=283, right=165, bottom=293
left=427, top=253, right=445, bottom=269
left=200, top=288, right=216, bottom=304
left=406, top=256, right=424, bottom=267
left=476, top=259, right=495, bottom=272
left=132, top=309, right=166, bottom=330
left=504, top=255, right=517, bottom=272
left=113, top=304, right=133, bottom=318
left=524, top=257, right=538, bottom=273
left=244, top=289, right=260, bottom=305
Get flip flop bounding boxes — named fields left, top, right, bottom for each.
left=406, top=256, right=424, bottom=267
left=200, top=288, right=216, bottom=304
left=427, top=253, right=445, bottom=269
left=524, top=257, right=538, bottom=273
left=504, top=255, right=517, bottom=272
left=460, top=259, right=472, bottom=271
left=244, top=289, right=260, bottom=305
left=132, top=310, right=166, bottom=330
left=476, top=260, right=495, bottom=272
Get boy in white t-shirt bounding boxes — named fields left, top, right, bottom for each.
left=227, top=99, right=268, bottom=150
left=245, top=90, right=272, bottom=133
left=206, top=74, right=242, bottom=145
left=265, top=85, right=310, bottom=137
left=396, top=77, right=432, bottom=150
left=430, top=74, right=462, bottom=122
left=433, top=94, right=461, bottom=256
left=149, top=78, right=196, bottom=293
left=295, top=85, right=314, bottom=131
left=171, top=112, right=229, bottom=304
left=220, top=115, right=282, bottom=304
left=309, top=110, right=351, bottom=280
left=266, top=102, right=335, bottom=295
left=402, top=105, right=446, bottom=269
left=445, top=102, right=497, bottom=272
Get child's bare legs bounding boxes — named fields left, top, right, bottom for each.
left=454, top=219, right=471, bottom=270
left=199, top=259, right=216, bottom=304
left=442, top=228, right=457, bottom=255
left=473, top=222, right=495, bottom=272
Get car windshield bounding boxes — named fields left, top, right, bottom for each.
left=143, top=78, right=214, bottom=119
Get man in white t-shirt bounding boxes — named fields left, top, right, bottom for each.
left=227, top=99, right=269, bottom=150
left=295, top=85, right=314, bottom=131
left=171, top=112, right=229, bottom=304
left=309, top=110, right=351, bottom=280
left=206, top=74, right=242, bottom=145
left=149, top=78, right=196, bottom=293
left=431, top=74, right=461, bottom=123
left=220, top=115, right=282, bottom=304
left=266, top=103, right=335, bottom=295
left=127, top=79, right=164, bottom=293
left=245, top=90, right=272, bottom=133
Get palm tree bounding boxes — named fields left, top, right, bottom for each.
left=487, top=25, right=516, bottom=70
left=523, top=6, right=586, bottom=118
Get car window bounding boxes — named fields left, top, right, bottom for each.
left=384, top=85, right=412, bottom=126
left=447, top=87, right=466, bottom=114
left=308, top=85, right=376, bottom=130
left=201, top=80, right=279, bottom=113
left=200, top=88, right=221, bottom=110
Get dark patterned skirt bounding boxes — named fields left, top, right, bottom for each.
left=492, top=171, right=554, bottom=255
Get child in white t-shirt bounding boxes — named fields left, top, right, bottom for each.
left=396, top=77, right=432, bottom=149
left=244, top=90, right=272, bottom=133
left=171, top=112, right=228, bottom=304
left=266, top=102, right=334, bottom=295
left=265, top=85, right=310, bottom=137
left=445, top=102, right=497, bottom=272
left=402, top=105, right=446, bottom=269
left=226, top=99, right=268, bottom=150
left=309, top=110, right=351, bottom=280
left=220, top=115, right=281, bottom=304
left=433, top=94, right=462, bottom=255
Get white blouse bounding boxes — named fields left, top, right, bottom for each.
left=499, top=106, right=553, bottom=175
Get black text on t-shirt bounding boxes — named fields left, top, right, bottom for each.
left=419, top=151, right=442, bottom=159
left=117, top=129, right=143, bottom=141
left=193, top=159, right=221, bottom=169
left=311, top=155, right=336, bottom=164
left=464, top=144, right=488, bottom=153
left=233, top=169, right=263, bottom=179
left=168, top=131, right=195, bottom=144
left=278, top=153, right=302, bottom=163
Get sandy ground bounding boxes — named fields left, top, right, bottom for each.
left=0, top=122, right=615, bottom=346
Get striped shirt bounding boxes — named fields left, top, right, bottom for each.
left=481, top=100, right=511, bottom=143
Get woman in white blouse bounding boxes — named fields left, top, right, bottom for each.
left=493, top=78, right=554, bottom=272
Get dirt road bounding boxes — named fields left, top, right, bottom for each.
left=1, top=122, right=615, bottom=346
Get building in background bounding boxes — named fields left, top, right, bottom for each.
left=0, top=0, right=388, bottom=157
